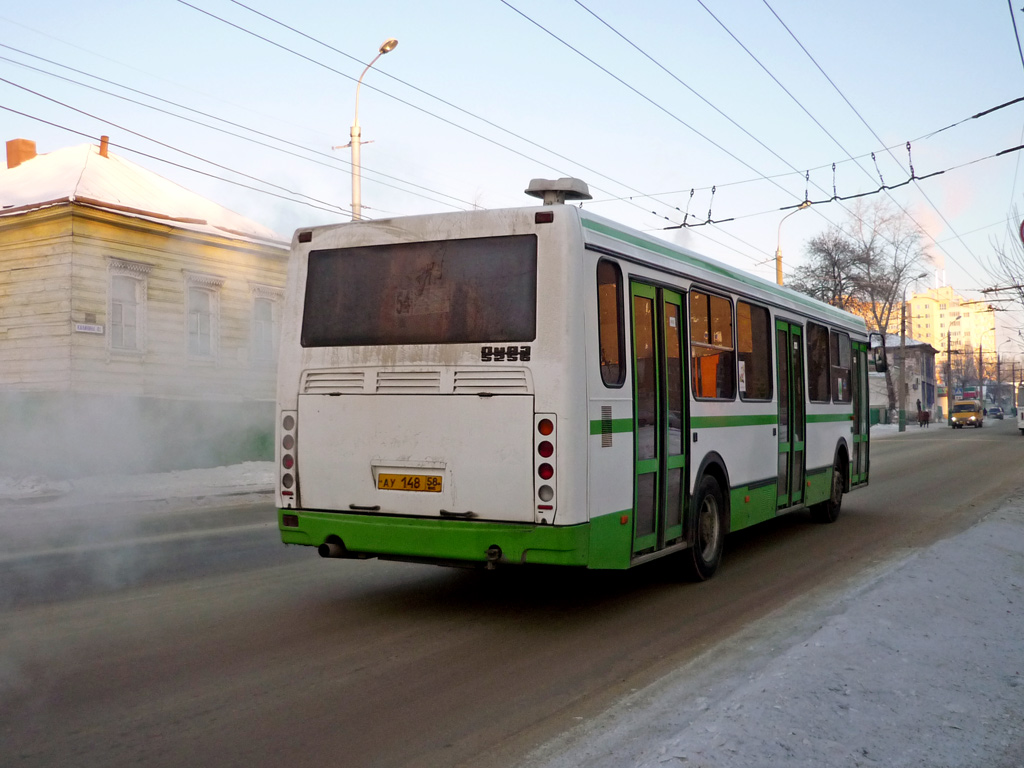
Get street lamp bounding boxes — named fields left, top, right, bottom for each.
left=349, top=38, right=398, bottom=221
left=775, top=201, right=811, bottom=286
left=898, top=272, right=928, bottom=431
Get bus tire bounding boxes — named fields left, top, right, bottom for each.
left=682, top=475, right=725, bottom=581
left=810, top=458, right=844, bottom=524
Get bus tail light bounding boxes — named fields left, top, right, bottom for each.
left=535, top=414, right=556, bottom=522
left=280, top=410, right=298, bottom=507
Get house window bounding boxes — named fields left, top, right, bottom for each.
left=253, top=298, right=275, bottom=361
left=108, top=258, right=151, bottom=353
left=188, top=287, right=215, bottom=356
left=250, top=283, right=284, bottom=364
left=111, top=276, right=140, bottom=350
left=185, top=271, right=224, bottom=359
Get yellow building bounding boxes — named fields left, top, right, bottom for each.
left=0, top=138, right=289, bottom=475
left=906, top=286, right=997, bottom=386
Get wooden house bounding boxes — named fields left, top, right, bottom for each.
left=0, top=137, right=289, bottom=476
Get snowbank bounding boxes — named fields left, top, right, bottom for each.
left=0, top=462, right=273, bottom=505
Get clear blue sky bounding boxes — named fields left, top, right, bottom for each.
left=3, top=0, right=1023, bottom=343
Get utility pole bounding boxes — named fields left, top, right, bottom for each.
left=997, top=354, right=1001, bottom=405
left=946, top=327, right=952, bottom=425
left=898, top=273, right=927, bottom=431
left=978, top=342, right=984, bottom=397
left=945, top=314, right=961, bottom=424
left=899, top=296, right=907, bottom=431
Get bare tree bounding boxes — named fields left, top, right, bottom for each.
left=988, top=208, right=1024, bottom=313
left=845, top=200, right=931, bottom=414
left=789, top=199, right=931, bottom=414
left=788, top=228, right=862, bottom=310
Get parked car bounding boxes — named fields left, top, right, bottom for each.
left=988, top=405, right=1004, bottom=420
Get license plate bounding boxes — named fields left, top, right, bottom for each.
left=377, top=473, right=443, bottom=493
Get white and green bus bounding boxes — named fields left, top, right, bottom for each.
left=276, top=178, right=871, bottom=579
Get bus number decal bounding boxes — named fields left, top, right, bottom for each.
left=481, top=345, right=531, bottom=362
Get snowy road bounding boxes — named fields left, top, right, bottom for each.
left=1, top=423, right=1023, bottom=768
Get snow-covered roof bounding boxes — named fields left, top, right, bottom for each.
left=0, top=141, right=285, bottom=247
left=870, top=335, right=937, bottom=352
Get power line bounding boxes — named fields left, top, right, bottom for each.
left=756, top=0, right=984, bottom=279
left=500, top=0, right=989, bottom=282
left=0, top=76, right=351, bottom=213
left=173, top=0, right=669, bottom=225
left=223, top=0, right=659, bottom=210
left=594, top=96, right=1024, bottom=204
left=0, top=104, right=348, bottom=219
left=0, top=45, right=474, bottom=212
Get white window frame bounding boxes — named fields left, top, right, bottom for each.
left=184, top=271, right=225, bottom=360
left=108, top=258, right=151, bottom=353
left=250, top=283, right=284, bottom=363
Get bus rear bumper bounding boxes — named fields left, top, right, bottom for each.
left=279, top=509, right=591, bottom=567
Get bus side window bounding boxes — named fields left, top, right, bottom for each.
left=830, top=330, right=852, bottom=403
left=689, top=290, right=735, bottom=400
left=597, top=260, right=625, bottom=388
left=807, top=322, right=831, bottom=402
left=737, top=301, right=772, bottom=400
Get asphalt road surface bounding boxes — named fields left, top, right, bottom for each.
left=2, top=419, right=1022, bottom=768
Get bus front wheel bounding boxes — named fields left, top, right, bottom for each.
left=682, top=475, right=725, bottom=581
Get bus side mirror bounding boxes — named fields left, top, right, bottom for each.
left=868, top=332, right=887, bottom=372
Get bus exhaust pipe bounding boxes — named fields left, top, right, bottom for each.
left=319, top=541, right=347, bottom=558
left=485, top=545, right=503, bottom=569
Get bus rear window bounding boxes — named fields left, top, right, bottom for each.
left=301, top=235, right=537, bottom=347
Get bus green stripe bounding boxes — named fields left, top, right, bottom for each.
left=581, top=217, right=864, bottom=331
left=591, top=414, right=847, bottom=430
left=691, top=414, right=777, bottom=428
left=589, top=418, right=634, bottom=435
left=805, top=413, right=854, bottom=423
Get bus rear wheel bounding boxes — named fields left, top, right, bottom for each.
left=810, top=458, right=844, bottom=524
left=682, top=475, right=725, bottom=581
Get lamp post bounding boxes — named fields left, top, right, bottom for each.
left=775, top=201, right=811, bottom=286
left=898, top=272, right=928, bottom=432
left=350, top=38, right=398, bottom=221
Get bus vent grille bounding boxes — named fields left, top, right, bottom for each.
left=303, top=370, right=365, bottom=394
left=376, top=370, right=442, bottom=394
left=601, top=406, right=613, bottom=447
left=453, top=369, right=529, bottom=394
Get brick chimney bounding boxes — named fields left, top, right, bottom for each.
left=6, top=138, right=37, bottom=169
left=99, top=135, right=109, bottom=158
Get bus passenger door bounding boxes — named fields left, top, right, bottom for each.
left=776, top=321, right=806, bottom=508
left=850, top=341, right=869, bottom=486
left=630, top=283, right=686, bottom=555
